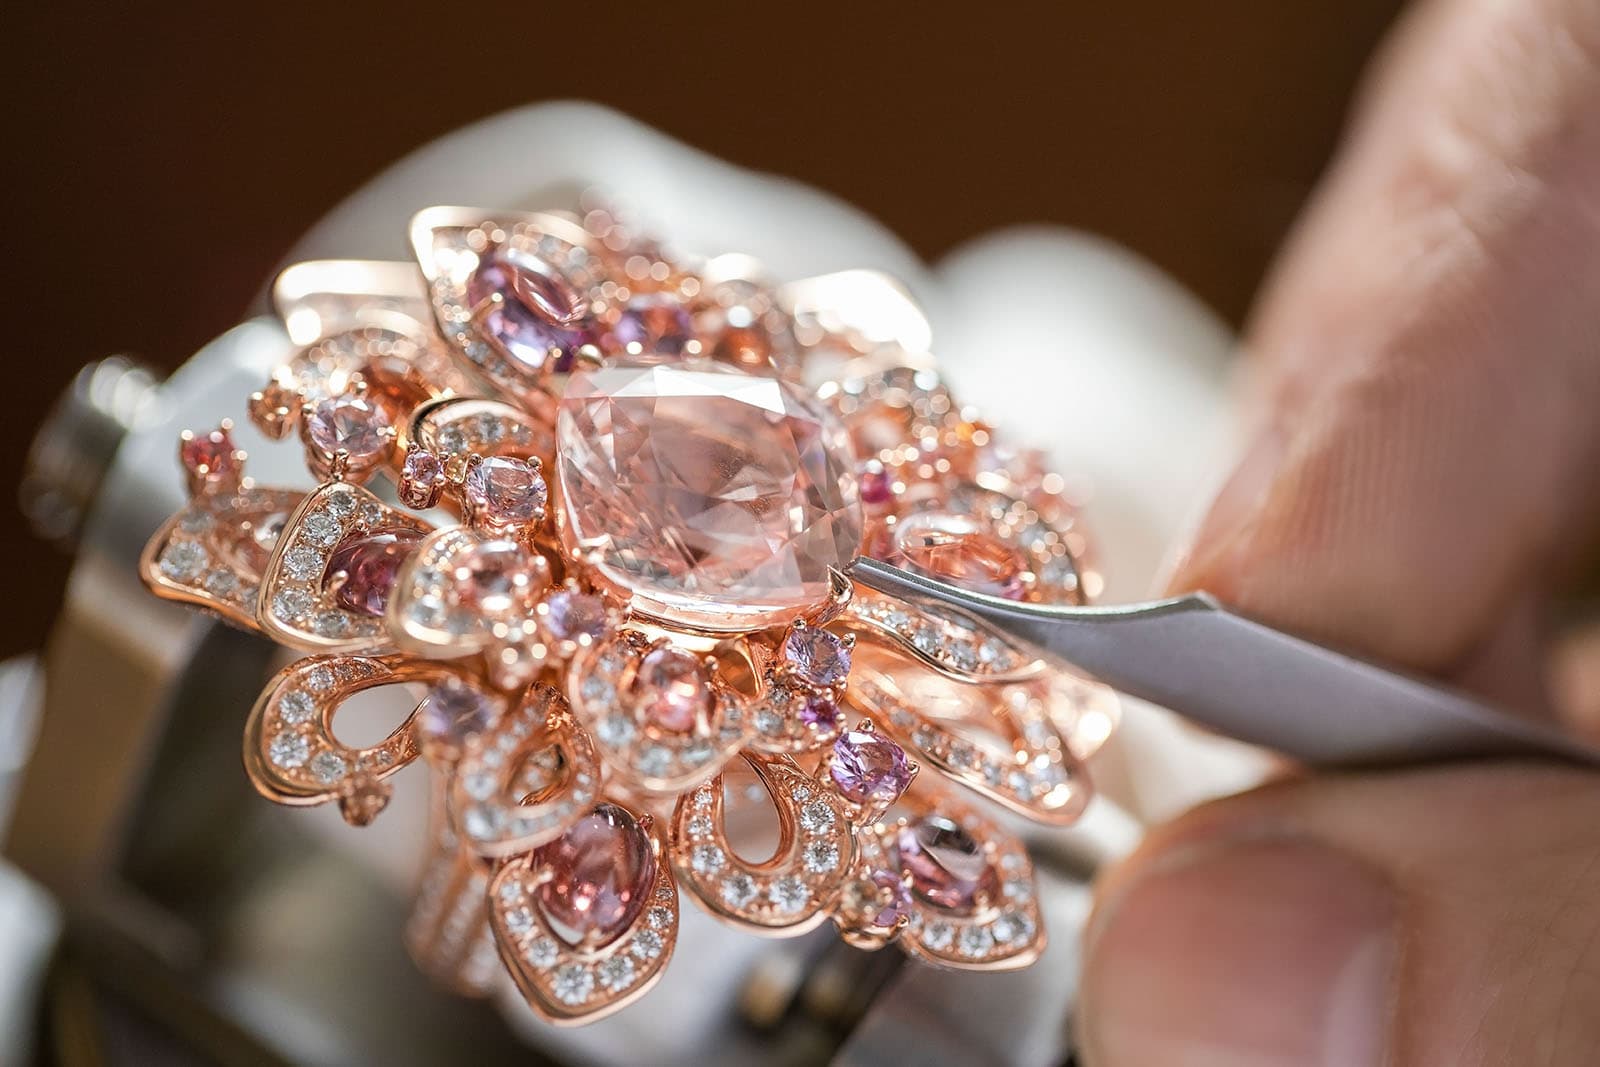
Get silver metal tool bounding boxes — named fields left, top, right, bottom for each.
left=850, top=557, right=1600, bottom=771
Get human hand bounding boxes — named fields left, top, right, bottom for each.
left=1078, top=0, right=1600, bottom=1063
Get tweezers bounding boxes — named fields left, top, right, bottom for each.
left=848, top=558, right=1600, bottom=770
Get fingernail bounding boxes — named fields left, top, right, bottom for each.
left=1160, top=422, right=1286, bottom=595
left=1080, top=840, right=1394, bottom=1067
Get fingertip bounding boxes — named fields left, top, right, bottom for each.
left=1080, top=838, right=1396, bottom=1067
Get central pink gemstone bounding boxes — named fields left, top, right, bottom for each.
left=557, top=362, right=862, bottom=629
left=532, top=803, right=656, bottom=948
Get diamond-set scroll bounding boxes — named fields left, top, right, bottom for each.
left=140, top=201, right=1118, bottom=1025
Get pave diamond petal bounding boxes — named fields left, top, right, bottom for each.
left=557, top=361, right=862, bottom=629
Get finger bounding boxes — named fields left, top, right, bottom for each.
left=1078, top=761, right=1600, bottom=1066
left=1167, top=0, right=1600, bottom=694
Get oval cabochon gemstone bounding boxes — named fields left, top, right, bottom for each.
left=557, top=361, right=862, bottom=629
left=531, top=803, right=657, bottom=948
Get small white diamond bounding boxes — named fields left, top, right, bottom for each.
left=359, top=502, right=384, bottom=527
left=636, top=746, right=671, bottom=777
left=798, top=800, right=834, bottom=833
left=203, top=569, right=239, bottom=598
left=691, top=844, right=725, bottom=874
left=284, top=546, right=323, bottom=580
left=1002, top=878, right=1033, bottom=901
left=178, top=511, right=212, bottom=534
left=464, top=806, right=505, bottom=841
left=721, top=873, right=757, bottom=907
left=552, top=964, right=593, bottom=1005
left=596, top=715, right=635, bottom=746
left=911, top=626, right=940, bottom=654
left=497, top=879, right=523, bottom=904
left=580, top=676, right=616, bottom=705
left=475, top=411, right=505, bottom=445
left=323, top=490, right=357, bottom=518
left=314, top=611, right=350, bottom=637
left=991, top=913, right=1024, bottom=944
left=302, top=512, right=341, bottom=547
left=687, top=814, right=713, bottom=837
left=269, top=732, right=309, bottom=769
left=631, top=928, right=664, bottom=960
left=803, top=840, right=839, bottom=874
left=769, top=876, right=810, bottom=913
left=273, top=588, right=312, bottom=620
left=278, top=690, right=314, bottom=724
left=922, top=921, right=955, bottom=950
left=647, top=906, right=672, bottom=929
left=504, top=906, right=535, bottom=936
left=310, top=751, right=347, bottom=784
left=598, top=954, right=635, bottom=991
left=958, top=925, right=995, bottom=957
left=948, top=641, right=979, bottom=672
left=525, top=937, right=559, bottom=970
left=755, top=709, right=783, bottom=735
left=159, top=541, right=208, bottom=582
left=462, top=772, right=496, bottom=801
left=307, top=666, right=335, bottom=691
left=438, top=426, right=468, bottom=454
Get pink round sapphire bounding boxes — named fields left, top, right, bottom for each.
left=829, top=729, right=911, bottom=806
left=324, top=526, right=424, bottom=617
left=892, top=511, right=1027, bottom=600
left=466, top=249, right=596, bottom=374
left=418, top=677, right=498, bottom=747
left=558, top=361, right=862, bottom=630
left=545, top=590, right=608, bottom=641
left=630, top=646, right=710, bottom=733
left=449, top=540, right=548, bottom=617
left=306, top=394, right=391, bottom=462
left=464, top=457, right=547, bottom=528
left=607, top=293, right=694, bottom=358
left=531, top=803, right=656, bottom=947
left=892, top=813, right=999, bottom=914
left=783, top=626, right=852, bottom=687
left=180, top=426, right=241, bottom=488
left=398, top=448, right=444, bottom=509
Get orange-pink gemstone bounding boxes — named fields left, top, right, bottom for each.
left=532, top=803, right=656, bottom=947
left=180, top=426, right=241, bottom=488
left=631, top=646, right=710, bottom=733
left=892, top=511, right=1027, bottom=600
left=557, top=362, right=862, bottom=629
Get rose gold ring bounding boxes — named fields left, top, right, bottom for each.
left=140, top=200, right=1119, bottom=1026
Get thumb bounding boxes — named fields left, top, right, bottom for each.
left=1076, top=762, right=1600, bottom=1065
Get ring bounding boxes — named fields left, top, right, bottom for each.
left=139, top=200, right=1120, bottom=1025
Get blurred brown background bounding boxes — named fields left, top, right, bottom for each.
left=4, top=1, right=1402, bottom=658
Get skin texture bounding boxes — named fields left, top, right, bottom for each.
left=1079, top=0, right=1600, bottom=1063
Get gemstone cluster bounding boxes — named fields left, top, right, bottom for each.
left=140, top=201, right=1116, bottom=1026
